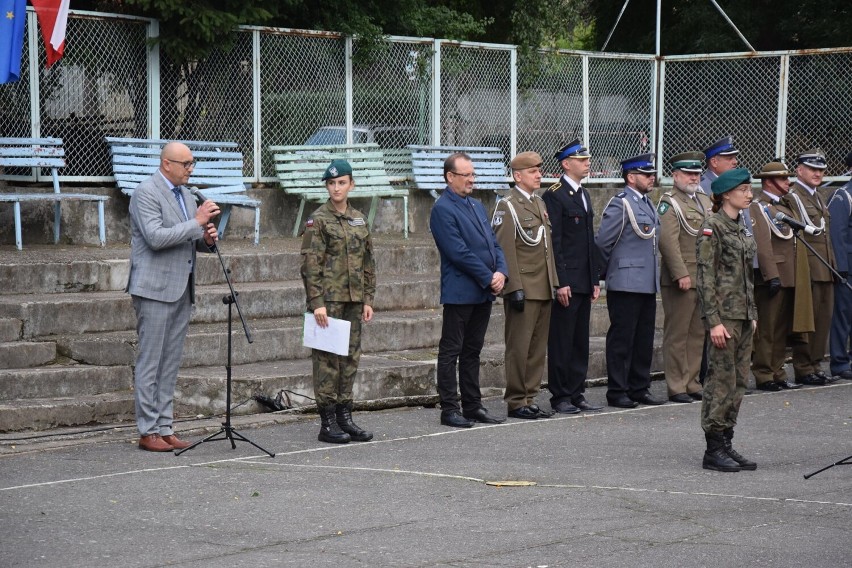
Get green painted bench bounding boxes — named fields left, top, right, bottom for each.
left=0, top=137, right=108, bottom=250
left=105, top=137, right=260, bottom=244
left=269, top=143, right=409, bottom=238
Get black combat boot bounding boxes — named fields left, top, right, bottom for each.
left=318, top=405, right=350, bottom=444
left=723, top=428, right=757, bottom=470
left=703, top=431, right=741, bottom=472
left=336, top=403, right=373, bottom=442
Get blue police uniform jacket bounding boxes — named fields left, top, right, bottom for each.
left=430, top=187, right=508, bottom=305
left=829, top=182, right=852, bottom=274
left=595, top=187, right=661, bottom=294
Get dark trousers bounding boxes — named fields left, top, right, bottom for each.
left=830, top=281, right=852, bottom=374
left=436, top=302, right=491, bottom=413
left=605, top=291, right=656, bottom=399
left=547, top=293, right=591, bottom=404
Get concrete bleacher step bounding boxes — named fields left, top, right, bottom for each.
left=0, top=240, right=439, bottom=295
left=56, top=309, right=499, bottom=367
left=0, top=365, right=133, bottom=400
left=0, top=318, right=21, bottom=342
left=0, top=341, right=56, bottom=369
left=0, top=392, right=135, bottom=432
left=175, top=353, right=441, bottom=416
left=0, top=274, right=443, bottom=339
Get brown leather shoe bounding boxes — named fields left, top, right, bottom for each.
left=139, top=434, right=173, bottom=452
left=161, top=434, right=191, bottom=450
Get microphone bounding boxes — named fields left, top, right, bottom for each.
left=187, top=186, right=209, bottom=203
left=774, top=212, right=823, bottom=236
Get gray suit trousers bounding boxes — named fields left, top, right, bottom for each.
left=132, top=282, right=192, bottom=436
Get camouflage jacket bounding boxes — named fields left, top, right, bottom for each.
left=300, top=200, right=376, bottom=310
left=696, top=210, right=757, bottom=328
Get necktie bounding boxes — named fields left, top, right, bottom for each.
left=693, top=195, right=704, bottom=214
left=171, top=186, right=189, bottom=221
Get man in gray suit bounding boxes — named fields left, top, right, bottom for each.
left=596, top=153, right=664, bottom=408
left=128, top=142, right=220, bottom=452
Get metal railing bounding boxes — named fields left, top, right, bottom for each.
left=2, top=8, right=850, bottom=186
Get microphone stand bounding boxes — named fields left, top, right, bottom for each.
left=176, top=194, right=275, bottom=458
left=788, top=228, right=850, bottom=479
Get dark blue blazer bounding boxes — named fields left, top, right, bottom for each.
left=430, top=188, right=508, bottom=305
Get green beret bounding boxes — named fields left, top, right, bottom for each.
left=322, top=159, right=352, bottom=181
left=711, top=168, right=751, bottom=195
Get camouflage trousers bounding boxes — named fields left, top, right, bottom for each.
left=701, top=318, right=753, bottom=433
left=312, top=301, right=363, bottom=408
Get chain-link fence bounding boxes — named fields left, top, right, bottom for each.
left=2, top=9, right=851, bottom=185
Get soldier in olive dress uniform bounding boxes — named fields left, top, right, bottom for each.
left=492, top=151, right=559, bottom=419
left=595, top=153, right=664, bottom=408
left=301, top=159, right=376, bottom=444
left=696, top=168, right=758, bottom=472
left=657, top=151, right=712, bottom=403
left=788, top=149, right=837, bottom=386
left=749, top=161, right=806, bottom=391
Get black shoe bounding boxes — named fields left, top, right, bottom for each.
left=756, top=382, right=782, bottom=392
left=776, top=380, right=802, bottom=390
left=703, top=432, right=741, bottom=472
left=723, top=428, right=757, bottom=471
left=668, top=393, right=694, bottom=403
left=795, top=373, right=830, bottom=386
left=631, top=393, right=666, bottom=406
left=335, top=403, right=374, bottom=442
left=572, top=397, right=603, bottom=412
left=816, top=371, right=839, bottom=383
left=507, top=405, right=539, bottom=419
left=441, top=410, right=474, bottom=428
left=833, top=370, right=852, bottom=381
left=689, top=391, right=703, bottom=401
left=462, top=407, right=506, bottom=424
left=552, top=401, right=581, bottom=414
left=318, top=405, right=351, bottom=444
left=607, top=395, right=638, bottom=409
left=528, top=404, right=556, bottom=418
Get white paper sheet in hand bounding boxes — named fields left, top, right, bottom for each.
left=303, top=313, right=352, bottom=356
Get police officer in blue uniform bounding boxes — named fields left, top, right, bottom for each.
left=828, top=151, right=852, bottom=380
left=595, top=153, right=664, bottom=408
left=541, top=139, right=603, bottom=413
left=700, top=136, right=740, bottom=195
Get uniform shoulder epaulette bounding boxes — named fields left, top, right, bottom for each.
left=616, top=191, right=626, bottom=198
left=662, top=191, right=673, bottom=198
left=548, top=181, right=561, bottom=192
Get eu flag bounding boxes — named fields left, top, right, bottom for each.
left=0, top=0, right=26, bottom=84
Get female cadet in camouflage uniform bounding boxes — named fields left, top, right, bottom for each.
left=696, top=168, right=758, bottom=472
left=301, top=159, right=376, bottom=444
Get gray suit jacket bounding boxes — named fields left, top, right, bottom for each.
left=595, top=188, right=660, bottom=294
left=127, top=172, right=209, bottom=303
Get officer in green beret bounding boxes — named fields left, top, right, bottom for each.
left=696, top=168, right=758, bottom=472
left=657, top=151, right=712, bottom=403
left=301, top=159, right=376, bottom=444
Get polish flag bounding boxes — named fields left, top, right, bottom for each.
left=31, top=0, right=70, bottom=67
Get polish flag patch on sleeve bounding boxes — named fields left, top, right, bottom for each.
left=702, top=228, right=713, bottom=236
left=305, top=219, right=314, bottom=228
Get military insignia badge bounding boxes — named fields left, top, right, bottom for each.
left=328, top=166, right=338, bottom=178
left=657, top=202, right=670, bottom=215
left=493, top=216, right=503, bottom=226
left=306, top=219, right=314, bottom=228
left=348, top=217, right=366, bottom=226
left=702, top=228, right=713, bottom=236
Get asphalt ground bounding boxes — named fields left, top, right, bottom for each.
left=1, top=378, right=851, bottom=568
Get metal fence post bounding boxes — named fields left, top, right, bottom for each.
left=345, top=36, right=354, bottom=144
left=581, top=55, right=589, bottom=151
left=147, top=19, right=160, bottom=139
left=509, top=46, right=517, bottom=158
left=27, top=13, right=40, bottom=142
left=656, top=58, right=666, bottom=172
left=775, top=54, right=790, bottom=160
left=431, top=39, right=441, bottom=145
left=252, top=29, right=261, bottom=182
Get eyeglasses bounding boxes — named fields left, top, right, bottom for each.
left=165, top=158, right=197, bottom=169
left=735, top=186, right=754, bottom=194
left=450, top=171, right=477, bottom=179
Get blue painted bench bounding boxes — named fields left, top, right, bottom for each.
left=0, top=137, right=108, bottom=250
left=406, top=145, right=510, bottom=198
left=269, top=143, right=409, bottom=238
left=105, top=137, right=261, bottom=244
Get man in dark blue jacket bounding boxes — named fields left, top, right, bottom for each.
left=430, top=152, right=509, bottom=427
